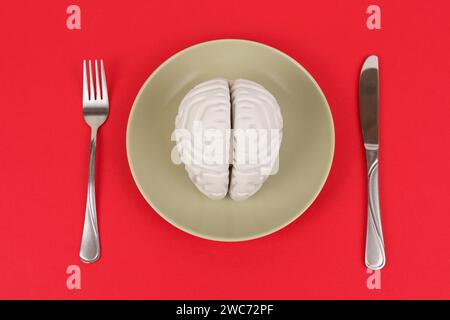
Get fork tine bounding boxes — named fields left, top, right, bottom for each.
left=94, top=60, right=101, bottom=100
left=88, top=60, right=95, bottom=101
left=83, top=60, right=88, bottom=103
left=100, top=60, right=108, bottom=102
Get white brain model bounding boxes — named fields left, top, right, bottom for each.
left=175, top=78, right=283, bottom=201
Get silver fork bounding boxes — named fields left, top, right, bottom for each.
left=80, top=60, right=109, bottom=263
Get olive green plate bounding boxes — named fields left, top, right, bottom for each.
left=126, top=39, right=334, bottom=241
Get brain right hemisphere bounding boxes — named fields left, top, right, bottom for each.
left=229, top=79, right=283, bottom=201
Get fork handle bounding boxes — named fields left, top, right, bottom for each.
left=364, top=147, right=385, bottom=270
left=80, top=128, right=100, bottom=263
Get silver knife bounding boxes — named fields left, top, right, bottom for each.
left=359, top=55, right=386, bottom=270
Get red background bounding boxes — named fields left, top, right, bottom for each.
left=1, top=0, right=450, bottom=299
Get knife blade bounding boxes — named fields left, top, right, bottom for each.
left=360, top=56, right=379, bottom=146
left=359, top=55, right=386, bottom=270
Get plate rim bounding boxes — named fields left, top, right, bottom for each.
left=126, top=39, right=335, bottom=242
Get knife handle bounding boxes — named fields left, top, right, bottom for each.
left=364, top=146, right=386, bottom=270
